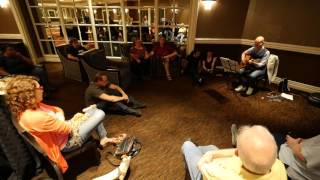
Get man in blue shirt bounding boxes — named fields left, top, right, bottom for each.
left=235, top=36, right=270, bottom=95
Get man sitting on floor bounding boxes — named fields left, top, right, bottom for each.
left=235, top=36, right=270, bottom=96
left=85, top=72, right=146, bottom=117
left=182, top=125, right=287, bottom=180
left=279, top=134, right=320, bottom=180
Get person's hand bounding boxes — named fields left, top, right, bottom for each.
left=286, top=135, right=302, bottom=148
left=248, top=59, right=253, bottom=64
left=136, top=59, right=141, bottom=63
left=14, top=52, right=25, bottom=59
left=122, top=94, right=129, bottom=103
left=286, top=135, right=305, bottom=162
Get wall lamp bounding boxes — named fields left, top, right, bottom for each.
left=0, top=0, right=9, bottom=8
left=202, top=0, right=216, bottom=11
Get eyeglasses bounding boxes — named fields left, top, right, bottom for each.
left=35, top=86, right=43, bottom=90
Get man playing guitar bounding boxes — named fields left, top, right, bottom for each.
left=235, top=36, right=270, bottom=95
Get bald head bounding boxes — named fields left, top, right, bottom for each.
left=254, top=36, right=265, bottom=49
left=236, top=125, right=277, bottom=174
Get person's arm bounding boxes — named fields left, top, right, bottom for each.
left=210, top=57, right=217, bottom=71
left=15, top=52, right=34, bottom=66
left=99, top=93, right=126, bottom=103
left=251, top=50, right=270, bottom=68
left=67, top=54, right=80, bottom=61
left=0, top=67, right=9, bottom=76
left=163, top=51, right=177, bottom=59
left=202, top=60, right=208, bottom=71
left=197, top=148, right=236, bottom=170
left=241, top=47, right=254, bottom=62
left=29, top=111, right=71, bottom=135
left=144, top=49, right=150, bottom=59
left=286, top=135, right=306, bottom=162
left=129, top=52, right=141, bottom=63
left=109, top=83, right=128, bottom=98
left=53, top=106, right=65, bottom=121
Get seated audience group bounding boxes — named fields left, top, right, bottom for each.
left=129, top=36, right=178, bottom=81
left=1, top=35, right=318, bottom=180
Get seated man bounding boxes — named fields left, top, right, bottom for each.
left=182, top=125, right=287, bottom=180
left=66, top=37, right=87, bottom=61
left=279, top=134, right=320, bottom=180
left=150, top=36, right=178, bottom=81
left=0, top=45, right=52, bottom=94
left=85, top=72, right=146, bottom=117
left=235, top=36, right=270, bottom=96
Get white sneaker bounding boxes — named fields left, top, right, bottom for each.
left=235, top=85, right=246, bottom=92
left=246, top=87, right=254, bottom=95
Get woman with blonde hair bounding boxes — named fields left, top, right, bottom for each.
left=5, top=75, right=118, bottom=173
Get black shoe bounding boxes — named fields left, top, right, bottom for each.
left=127, top=109, right=142, bottom=117
left=132, top=110, right=142, bottom=117
left=132, top=102, right=147, bottom=109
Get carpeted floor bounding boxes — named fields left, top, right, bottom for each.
left=40, top=62, right=320, bottom=179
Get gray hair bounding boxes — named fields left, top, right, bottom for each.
left=236, top=125, right=277, bottom=174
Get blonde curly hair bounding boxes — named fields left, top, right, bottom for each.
left=5, top=75, right=39, bottom=119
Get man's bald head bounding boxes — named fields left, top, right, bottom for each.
left=236, top=125, right=277, bottom=174
left=254, top=36, right=265, bottom=49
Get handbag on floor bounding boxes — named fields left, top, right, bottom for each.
left=114, top=136, right=141, bottom=158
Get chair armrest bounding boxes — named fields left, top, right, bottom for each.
left=78, top=48, right=98, bottom=56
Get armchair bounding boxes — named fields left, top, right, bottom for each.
left=56, top=44, right=87, bottom=82
left=79, top=49, right=131, bottom=89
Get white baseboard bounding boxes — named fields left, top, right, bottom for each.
left=272, top=77, right=320, bottom=93
left=0, top=33, right=23, bottom=39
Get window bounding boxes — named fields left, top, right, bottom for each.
left=26, top=0, right=191, bottom=58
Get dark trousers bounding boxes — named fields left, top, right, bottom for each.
left=130, top=60, right=150, bottom=80
left=96, top=96, right=140, bottom=114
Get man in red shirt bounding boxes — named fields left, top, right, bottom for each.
left=150, top=36, right=177, bottom=80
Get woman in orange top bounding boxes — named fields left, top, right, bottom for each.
left=5, top=76, right=115, bottom=173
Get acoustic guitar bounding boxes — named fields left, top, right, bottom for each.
left=240, top=54, right=258, bottom=68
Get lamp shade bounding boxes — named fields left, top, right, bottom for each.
left=202, top=0, right=216, bottom=11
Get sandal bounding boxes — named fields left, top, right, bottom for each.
left=166, top=74, right=172, bottom=81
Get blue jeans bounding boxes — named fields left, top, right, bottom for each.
left=62, top=109, right=106, bottom=152
left=239, top=65, right=266, bottom=87
left=181, top=141, right=219, bottom=180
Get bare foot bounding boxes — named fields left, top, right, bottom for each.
left=100, top=137, right=119, bottom=147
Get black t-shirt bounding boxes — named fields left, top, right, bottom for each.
left=187, top=54, right=200, bottom=68
left=66, top=45, right=86, bottom=58
left=84, top=82, right=120, bottom=106
left=0, top=56, right=33, bottom=74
